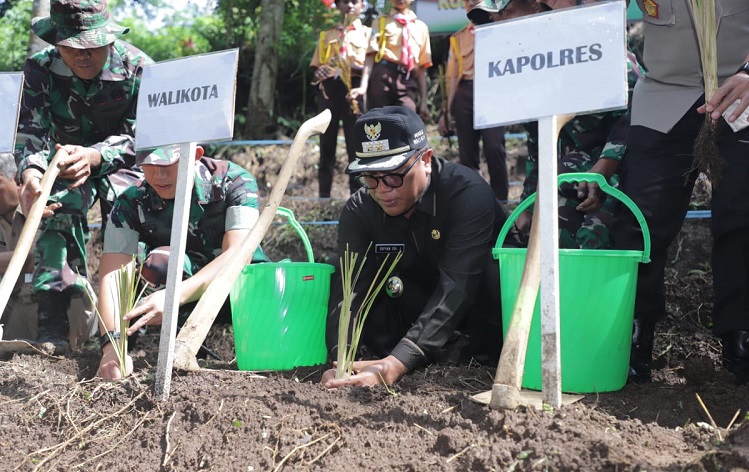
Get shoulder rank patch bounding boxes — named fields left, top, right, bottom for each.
left=642, top=0, right=659, bottom=19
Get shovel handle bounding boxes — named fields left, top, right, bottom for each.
left=490, top=113, right=573, bottom=403
left=172, top=109, right=332, bottom=370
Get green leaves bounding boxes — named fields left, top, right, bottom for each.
left=335, top=244, right=403, bottom=379
left=84, top=257, right=147, bottom=379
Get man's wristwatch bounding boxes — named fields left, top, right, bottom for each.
left=736, top=61, right=749, bottom=76
left=99, top=331, right=121, bottom=349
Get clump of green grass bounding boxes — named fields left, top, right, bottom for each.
left=336, top=244, right=402, bottom=379
left=84, top=257, right=147, bottom=377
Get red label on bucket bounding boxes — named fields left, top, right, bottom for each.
left=302, top=275, right=315, bottom=281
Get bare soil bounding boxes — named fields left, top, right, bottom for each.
left=2, top=130, right=748, bottom=471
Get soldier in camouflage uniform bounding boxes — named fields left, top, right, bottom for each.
left=14, top=0, right=153, bottom=353
left=479, top=0, right=644, bottom=249
left=96, top=145, right=269, bottom=379
left=0, top=153, right=97, bottom=348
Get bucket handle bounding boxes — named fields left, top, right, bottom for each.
left=275, top=207, right=315, bottom=263
left=496, top=172, right=651, bottom=263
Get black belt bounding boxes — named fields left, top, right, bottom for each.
left=378, top=59, right=408, bottom=75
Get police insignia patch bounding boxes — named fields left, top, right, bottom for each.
left=642, top=0, right=659, bottom=19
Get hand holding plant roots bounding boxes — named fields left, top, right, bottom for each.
left=335, top=244, right=402, bottom=380
left=690, top=0, right=723, bottom=184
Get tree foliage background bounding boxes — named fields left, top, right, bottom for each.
left=0, top=0, right=337, bottom=138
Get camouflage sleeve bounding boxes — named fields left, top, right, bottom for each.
left=15, top=57, right=53, bottom=178
left=90, top=133, right=137, bottom=178
left=598, top=112, right=629, bottom=161
left=223, top=162, right=261, bottom=231
left=90, top=43, right=153, bottom=178
left=103, top=194, right=140, bottom=254
left=599, top=47, right=644, bottom=162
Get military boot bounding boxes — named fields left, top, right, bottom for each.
left=36, top=291, right=72, bottom=355
left=722, top=330, right=749, bottom=385
left=629, top=317, right=655, bottom=383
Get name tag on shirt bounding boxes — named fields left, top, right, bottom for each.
left=375, top=244, right=404, bottom=254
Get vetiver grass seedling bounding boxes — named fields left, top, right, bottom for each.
left=689, top=0, right=721, bottom=183
left=335, top=243, right=402, bottom=379
left=84, top=257, right=148, bottom=377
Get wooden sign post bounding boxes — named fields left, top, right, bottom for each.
left=134, top=49, right=240, bottom=401
left=472, top=1, right=628, bottom=408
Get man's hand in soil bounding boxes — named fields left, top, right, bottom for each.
left=55, top=144, right=102, bottom=190
left=97, top=343, right=133, bottom=380
left=322, top=355, right=408, bottom=389
left=123, top=289, right=167, bottom=335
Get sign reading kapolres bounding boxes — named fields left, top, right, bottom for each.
left=473, top=2, right=628, bottom=128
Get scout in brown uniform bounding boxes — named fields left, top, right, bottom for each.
left=440, top=0, right=508, bottom=201
left=366, top=0, right=432, bottom=120
left=310, top=0, right=371, bottom=198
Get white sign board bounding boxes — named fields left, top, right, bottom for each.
left=0, top=73, right=24, bottom=153
left=473, top=1, right=627, bottom=128
left=135, top=49, right=239, bottom=149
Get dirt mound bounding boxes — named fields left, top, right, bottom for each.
left=2, top=132, right=747, bottom=471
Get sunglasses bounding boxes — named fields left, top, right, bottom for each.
left=356, top=151, right=425, bottom=190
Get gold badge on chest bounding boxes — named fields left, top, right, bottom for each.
left=431, top=229, right=441, bottom=240
left=642, top=0, right=659, bottom=19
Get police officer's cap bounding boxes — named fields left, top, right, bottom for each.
left=347, top=106, right=428, bottom=174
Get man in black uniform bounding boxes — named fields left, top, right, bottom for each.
left=322, top=106, right=507, bottom=388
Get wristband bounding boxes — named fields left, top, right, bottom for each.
left=99, top=331, right=121, bottom=349
left=736, top=61, right=749, bottom=76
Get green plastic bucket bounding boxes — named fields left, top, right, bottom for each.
left=494, top=173, right=651, bottom=393
left=230, top=207, right=334, bottom=371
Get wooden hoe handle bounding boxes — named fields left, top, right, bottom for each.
left=0, top=148, right=68, bottom=315
left=172, top=109, right=332, bottom=371
left=490, top=114, right=574, bottom=410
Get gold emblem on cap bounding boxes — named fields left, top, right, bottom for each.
left=431, top=229, right=441, bottom=240
left=364, top=122, right=382, bottom=141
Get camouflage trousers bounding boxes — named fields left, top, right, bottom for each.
left=33, top=168, right=143, bottom=294
left=1, top=274, right=97, bottom=349
left=556, top=152, right=619, bottom=250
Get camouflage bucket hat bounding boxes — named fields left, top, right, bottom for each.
left=31, top=0, right=129, bottom=49
left=136, top=145, right=180, bottom=166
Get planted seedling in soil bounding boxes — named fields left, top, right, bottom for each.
left=335, top=243, right=402, bottom=379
